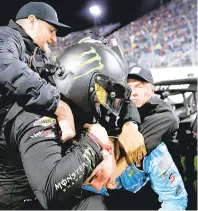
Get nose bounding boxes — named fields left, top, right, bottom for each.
left=131, top=88, right=138, bottom=96
left=51, top=32, right=57, bottom=43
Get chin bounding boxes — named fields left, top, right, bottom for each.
left=132, top=100, right=140, bottom=107
left=135, top=103, right=142, bottom=108
left=43, top=45, right=51, bottom=54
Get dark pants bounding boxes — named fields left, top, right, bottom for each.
left=72, top=194, right=107, bottom=210
left=104, top=182, right=160, bottom=210
left=22, top=190, right=107, bottom=210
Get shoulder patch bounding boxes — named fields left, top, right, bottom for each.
left=34, top=116, right=56, bottom=127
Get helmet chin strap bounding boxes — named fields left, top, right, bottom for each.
left=94, top=103, right=120, bottom=130
left=90, top=91, right=100, bottom=123
left=90, top=87, right=120, bottom=126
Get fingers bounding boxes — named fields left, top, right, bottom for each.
left=124, top=148, right=139, bottom=165
left=90, top=179, right=105, bottom=191
left=83, top=167, right=98, bottom=185
left=125, top=150, right=139, bottom=165
left=124, top=143, right=147, bottom=165
left=142, top=144, right=147, bottom=157
left=135, top=160, right=141, bottom=167
left=125, top=153, right=134, bottom=165
left=137, top=144, right=147, bottom=161
left=84, top=169, right=108, bottom=191
left=114, top=141, right=120, bottom=161
left=83, top=123, right=101, bottom=131
left=106, top=178, right=117, bottom=189
left=139, top=134, right=147, bottom=158
left=137, top=145, right=144, bottom=161
left=83, top=123, right=91, bottom=129
left=106, top=183, right=116, bottom=190
left=124, top=144, right=138, bottom=165
left=87, top=173, right=116, bottom=191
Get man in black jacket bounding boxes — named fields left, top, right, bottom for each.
left=0, top=2, right=75, bottom=143
left=0, top=1, right=146, bottom=167
left=0, top=37, right=144, bottom=210
left=105, top=65, right=183, bottom=210
left=0, top=2, right=146, bottom=208
left=127, top=65, right=181, bottom=161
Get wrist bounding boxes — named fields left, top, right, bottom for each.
left=123, top=121, right=138, bottom=130
left=87, top=132, right=113, bottom=155
left=55, top=100, right=68, bottom=116
left=54, top=100, right=62, bottom=116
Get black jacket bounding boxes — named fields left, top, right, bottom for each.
left=0, top=99, right=139, bottom=210
left=138, top=96, right=180, bottom=154
left=0, top=20, right=68, bottom=210
left=0, top=20, right=141, bottom=210
left=0, top=20, right=60, bottom=114
left=0, top=103, right=102, bottom=210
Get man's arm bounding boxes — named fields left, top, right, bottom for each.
left=0, top=36, right=59, bottom=112
left=139, top=108, right=179, bottom=154
left=118, top=100, right=141, bottom=126
left=12, top=112, right=113, bottom=209
left=117, top=100, right=147, bottom=164
left=0, top=36, right=75, bottom=140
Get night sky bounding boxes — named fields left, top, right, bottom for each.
left=1, top=0, right=171, bottom=32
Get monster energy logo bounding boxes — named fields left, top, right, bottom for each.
left=83, top=146, right=97, bottom=173
left=71, top=47, right=104, bottom=79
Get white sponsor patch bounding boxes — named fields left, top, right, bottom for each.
left=157, top=154, right=170, bottom=173
left=30, top=129, right=57, bottom=139
left=30, top=130, right=44, bottom=138
left=155, top=84, right=190, bottom=91
left=33, top=116, right=56, bottom=127
left=130, top=67, right=142, bottom=74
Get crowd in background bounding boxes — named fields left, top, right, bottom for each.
left=50, top=23, right=120, bottom=58
left=107, top=0, right=197, bottom=68
left=51, top=0, right=197, bottom=69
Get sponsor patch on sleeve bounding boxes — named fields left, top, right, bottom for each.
left=33, top=116, right=56, bottom=127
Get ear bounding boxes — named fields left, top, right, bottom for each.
left=151, top=85, right=155, bottom=95
left=27, top=15, right=37, bottom=29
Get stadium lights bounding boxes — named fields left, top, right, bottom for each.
left=89, top=5, right=101, bottom=17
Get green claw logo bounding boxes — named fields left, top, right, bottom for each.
left=69, top=47, right=104, bottom=79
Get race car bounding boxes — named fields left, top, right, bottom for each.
left=154, top=77, right=197, bottom=209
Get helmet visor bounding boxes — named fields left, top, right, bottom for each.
left=93, top=74, right=131, bottom=116
left=94, top=82, right=124, bottom=116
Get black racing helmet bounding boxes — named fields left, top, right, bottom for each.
left=53, top=38, right=130, bottom=117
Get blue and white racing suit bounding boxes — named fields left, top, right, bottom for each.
left=82, top=142, right=188, bottom=210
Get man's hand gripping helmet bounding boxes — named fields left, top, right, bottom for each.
left=53, top=37, right=131, bottom=118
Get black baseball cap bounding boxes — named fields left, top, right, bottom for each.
left=128, top=65, right=154, bottom=84
left=15, top=2, right=71, bottom=37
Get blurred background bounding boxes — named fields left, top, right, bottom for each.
left=0, top=0, right=197, bottom=209
left=1, top=0, right=197, bottom=81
